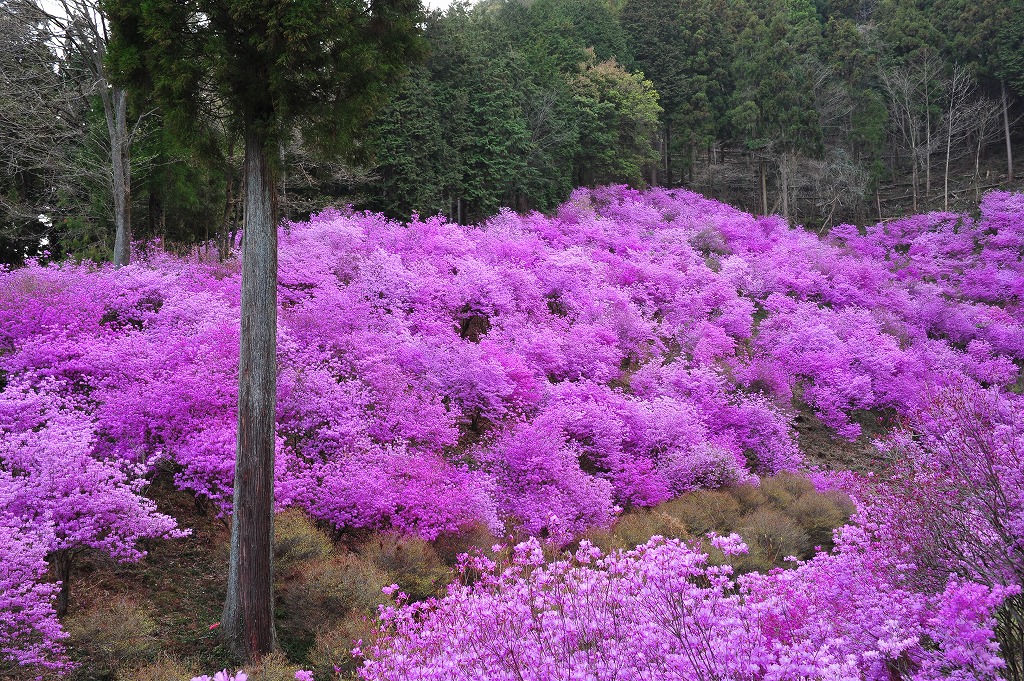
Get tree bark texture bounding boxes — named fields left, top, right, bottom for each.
left=665, top=123, right=672, bottom=187
left=780, top=152, right=790, bottom=221
left=53, top=549, right=71, bottom=618
left=104, top=87, right=131, bottom=267
left=1003, top=81, right=1015, bottom=183
left=221, top=128, right=279, bottom=662
left=759, top=159, right=768, bottom=215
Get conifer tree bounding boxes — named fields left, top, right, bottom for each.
left=105, top=0, right=421, bottom=660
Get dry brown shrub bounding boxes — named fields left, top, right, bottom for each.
left=117, top=653, right=194, bottom=681
left=359, top=533, right=451, bottom=602
left=274, top=508, right=334, bottom=574
left=658, top=490, right=742, bottom=535
left=246, top=652, right=305, bottom=681
left=64, top=594, right=161, bottom=674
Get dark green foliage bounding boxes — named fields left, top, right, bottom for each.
left=105, top=0, right=423, bottom=163
left=997, top=0, right=1024, bottom=95
left=363, top=0, right=655, bottom=222
left=622, top=0, right=734, bottom=184
left=728, top=0, right=823, bottom=161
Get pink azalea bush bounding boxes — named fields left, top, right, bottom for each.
left=0, top=379, right=186, bottom=672
left=0, top=509, right=65, bottom=671
left=2, top=185, right=1023, bottom=672
left=861, top=384, right=1024, bottom=591
left=361, top=533, right=1009, bottom=681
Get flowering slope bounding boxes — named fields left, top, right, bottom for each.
left=1, top=186, right=1023, bottom=671
left=362, top=533, right=1009, bottom=681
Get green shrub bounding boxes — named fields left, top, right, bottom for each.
left=789, top=490, right=855, bottom=550
left=760, top=472, right=814, bottom=508
left=431, top=522, right=500, bottom=566
left=601, top=510, right=687, bottom=550
left=728, top=483, right=769, bottom=514
left=736, top=507, right=811, bottom=570
left=276, top=551, right=391, bottom=654
left=308, top=611, right=381, bottom=680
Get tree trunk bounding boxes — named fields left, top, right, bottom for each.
left=780, top=152, right=790, bottom=222
left=976, top=125, right=984, bottom=202
left=665, top=123, right=672, bottom=187
left=925, top=88, right=932, bottom=200
left=221, top=127, right=279, bottom=662
left=107, top=88, right=131, bottom=267
left=1003, top=81, right=1015, bottom=183
left=945, top=102, right=953, bottom=211
left=220, top=141, right=236, bottom=261
left=759, top=158, right=768, bottom=215
left=53, top=549, right=71, bottom=618
left=912, top=157, right=919, bottom=212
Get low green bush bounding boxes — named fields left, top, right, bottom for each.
left=274, top=508, right=334, bottom=574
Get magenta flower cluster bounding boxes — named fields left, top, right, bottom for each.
left=2, top=185, right=1022, bottom=671
left=362, top=532, right=1010, bottom=681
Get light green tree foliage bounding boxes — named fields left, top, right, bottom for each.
left=572, top=50, right=661, bottom=186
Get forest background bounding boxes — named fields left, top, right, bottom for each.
left=2, top=0, right=1024, bottom=263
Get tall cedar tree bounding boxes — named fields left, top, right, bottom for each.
left=104, top=0, right=421, bottom=660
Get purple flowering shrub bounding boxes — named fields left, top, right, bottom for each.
left=862, top=384, right=1024, bottom=591
left=361, top=532, right=1009, bottom=681
left=0, top=506, right=65, bottom=672
left=2, top=185, right=1023, bottom=672
left=0, top=380, right=186, bottom=671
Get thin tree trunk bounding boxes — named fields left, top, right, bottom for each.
left=107, top=88, right=131, bottom=267
left=220, top=141, right=236, bottom=261
left=912, top=158, right=919, bottom=212
left=665, top=123, right=672, bottom=188
left=221, top=127, right=279, bottom=662
left=945, top=104, right=953, bottom=211
left=53, top=549, right=71, bottom=618
left=759, top=158, right=768, bottom=215
left=876, top=187, right=882, bottom=223
left=1003, top=81, right=1015, bottom=183
left=780, top=152, right=789, bottom=221
left=925, top=87, right=932, bottom=200
left=976, top=127, right=983, bottom=202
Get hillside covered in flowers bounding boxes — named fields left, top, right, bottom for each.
left=2, top=186, right=1023, bottom=678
